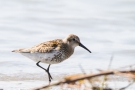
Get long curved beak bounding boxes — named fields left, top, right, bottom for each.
left=79, top=43, right=92, bottom=53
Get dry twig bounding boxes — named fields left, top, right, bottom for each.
left=33, top=70, right=135, bottom=90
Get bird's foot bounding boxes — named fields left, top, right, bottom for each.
left=45, top=70, right=53, bottom=83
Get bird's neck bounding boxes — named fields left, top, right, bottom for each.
left=63, top=43, right=74, bottom=59
left=62, top=39, right=75, bottom=56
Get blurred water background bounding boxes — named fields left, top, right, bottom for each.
left=0, top=0, right=135, bottom=89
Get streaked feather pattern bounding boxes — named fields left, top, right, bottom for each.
left=12, top=39, right=63, bottom=53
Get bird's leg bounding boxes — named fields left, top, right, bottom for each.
left=46, top=64, right=53, bottom=79
left=36, top=61, right=52, bottom=83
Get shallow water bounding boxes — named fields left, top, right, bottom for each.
left=0, top=0, right=135, bottom=89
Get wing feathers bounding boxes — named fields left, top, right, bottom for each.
left=12, top=39, right=63, bottom=53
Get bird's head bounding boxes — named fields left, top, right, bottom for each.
left=63, top=34, right=91, bottom=53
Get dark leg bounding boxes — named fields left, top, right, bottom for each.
left=36, top=61, right=52, bottom=83
left=46, top=64, right=53, bottom=79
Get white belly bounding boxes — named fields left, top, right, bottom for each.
left=21, top=51, right=65, bottom=64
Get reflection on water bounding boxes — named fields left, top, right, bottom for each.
left=0, top=0, right=135, bottom=89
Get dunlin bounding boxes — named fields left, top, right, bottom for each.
left=12, top=34, right=91, bottom=83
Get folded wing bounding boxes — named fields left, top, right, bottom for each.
left=12, top=39, right=63, bottom=53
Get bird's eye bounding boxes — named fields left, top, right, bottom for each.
left=73, top=38, right=75, bottom=41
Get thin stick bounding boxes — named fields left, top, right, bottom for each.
left=119, top=80, right=135, bottom=90
left=101, top=54, right=114, bottom=90
left=108, top=54, right=114, bottom=70
left=79, top=64, right=86, bottom=74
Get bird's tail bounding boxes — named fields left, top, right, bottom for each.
left=12, top=49, right=24, bottom=53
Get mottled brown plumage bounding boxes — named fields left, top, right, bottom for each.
left=12, top=39, right=63, bottom=53
left=12, top=34, right=91, bottom=83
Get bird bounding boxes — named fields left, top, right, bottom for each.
left=12, top=34, right=91, bottom=83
